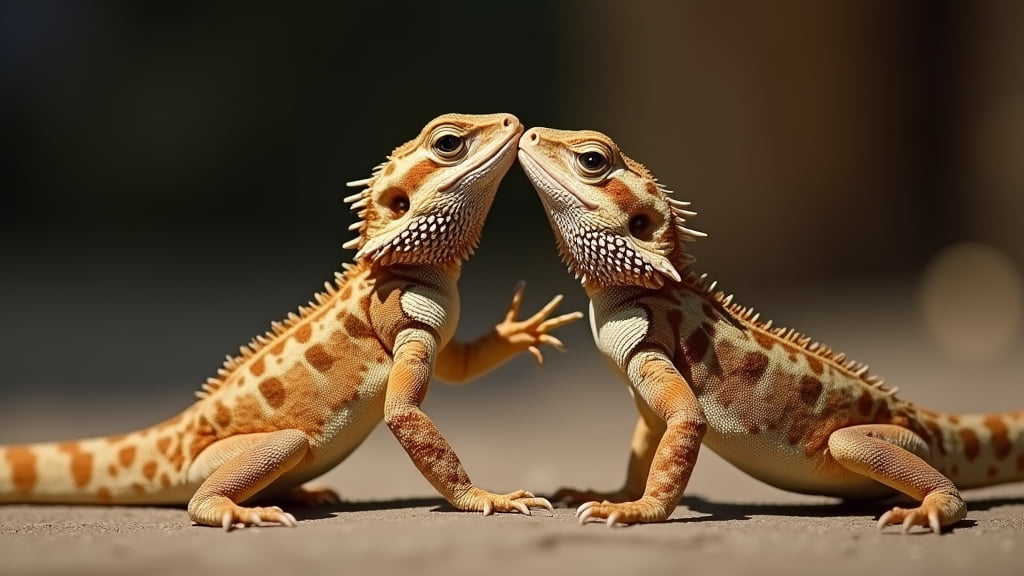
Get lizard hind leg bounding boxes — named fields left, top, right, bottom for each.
left=186, top=429, right=311, bottom=530
left=827, top=424, right=966, bottom=534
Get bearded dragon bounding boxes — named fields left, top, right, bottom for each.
left=517, top=126, right=1024, bottom=534
left=0, top=112, right=582, bottom=530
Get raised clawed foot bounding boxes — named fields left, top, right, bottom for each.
left=497, top=282, right=584, bottom=364
left=576, top=497, right=670, bottom=527
left=876, top=493, right=967, bottom=534
left=456, top=487, right=554, bottom=516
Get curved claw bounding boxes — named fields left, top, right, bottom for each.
left=464, top=488, right=550, bottom=517
left=901, top=513, right=920, bottom=534
left=877, top=497, right=962, bottom=535
left=528, top=345, right=544, bottom=365
left=606, top=511, right=622, bottom=527
left=576, top=501, right=598, bottom=516
left=218, top=505, right=298, bottom=531
left=570, top=498, right=669, bottom=526
left=578, top=507, right=596, bottom=525
left=928, top=511, right=941, bottom=535
left=876, top=510, right=896, bottom=532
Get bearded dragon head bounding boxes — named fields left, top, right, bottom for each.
left=517, top=127, right=705, bottom=290
left=343, top=113, right=522, bottom=266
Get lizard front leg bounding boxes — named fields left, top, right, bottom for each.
left=385, top=329, right=552, bottom=515
left=553, top=390, right=664, bottom=506
left=187, top=429, right=309, bottom=530
left=577, top=352, right=706, bottom=526
left=433, top=282, right=582, bottom=383
left=828, top=424, right=966, bottom=534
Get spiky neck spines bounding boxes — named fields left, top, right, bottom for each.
left=681, top=270, right=898, bottom=397
left=195, top=261, right=368, bottom=400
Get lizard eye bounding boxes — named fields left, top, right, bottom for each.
left=628, top=213, right=655, bottom=241
left=578, top=151, right=608, bottom=173
left=574, top=145, right=613, bottom=179
left=431, top=129, right=466, bottom=160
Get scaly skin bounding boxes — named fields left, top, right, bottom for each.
left=517, top=126, right=1024, bottom=534
left=0, top=113, right=583, bottom=530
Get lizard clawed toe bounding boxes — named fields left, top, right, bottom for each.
left=877, top=501, right=955, bottom=535
left=573, top=498, right=668, bottom=526
left=494, top=283, right=584, bottom=366
left=463, top=488, right=552, bottom=517
left=218, top=505, right=299, bottom=531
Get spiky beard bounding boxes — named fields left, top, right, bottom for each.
left=355, top=194, right=492, bottom=267
left=547, top=211, right=674, bottom=290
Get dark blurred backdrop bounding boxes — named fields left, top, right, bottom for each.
left=1, top=1, right=1021, bottom=421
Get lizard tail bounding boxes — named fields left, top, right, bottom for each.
left=0, top=418, right=195, bottom=505
left=928, top=410, right=1024, bottom=490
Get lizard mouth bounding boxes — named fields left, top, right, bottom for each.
left=517, top=148, right=600, bottom=211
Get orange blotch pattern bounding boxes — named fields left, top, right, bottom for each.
left=142, top=461, right=158, bottom=481
left=983, top=416, right=1012, bottom=460
left=401, top=159, right=439, bottom=193
left=156, top=437, right=172, bottom=456
left=603, top=178, right=642, bottom=213
left=259, top=377, right=288, bottom=409
left=959, top=428, right=981, bottom=461
left=214, top=401, right=232, bottom=428
left=798, top=376, right=823, bottom=406
left=118, top=446, right=136, bottom=468
left=304, top=344, right=336, bottom=372
left=4, top=446, right=38, bottom=494
left=250, top=358, right=266, bottom=377
left=58, top=443, right=93, bottom=488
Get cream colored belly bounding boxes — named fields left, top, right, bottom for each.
left=700, top=401, right=893, bottom=499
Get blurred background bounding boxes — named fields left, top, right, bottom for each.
left=1, top=1, right=1021, bottom=502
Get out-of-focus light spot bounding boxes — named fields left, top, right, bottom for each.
left=919, top=242, right=1023, bottom=361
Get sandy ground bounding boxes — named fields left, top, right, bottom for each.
left=2, top=251, right=1023, bottom=576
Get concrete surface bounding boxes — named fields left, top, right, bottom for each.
left=2, top=245, right=1023, bottom=576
